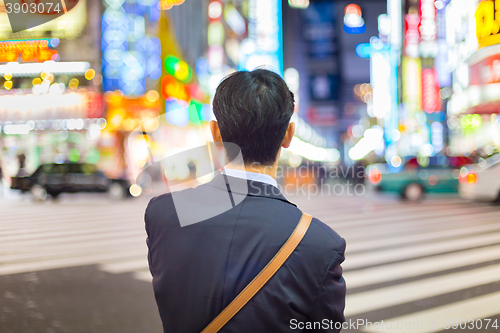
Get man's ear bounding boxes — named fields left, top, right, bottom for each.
left=281, top=122, right=295, bottom=149
left=210, top=120, right=223, bottom=147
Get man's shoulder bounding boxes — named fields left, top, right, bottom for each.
left=146, top=192, right=174, bottom=211
left=307, top=216, right=345, bottom=255
left=147, top=192, right=174, bottom=206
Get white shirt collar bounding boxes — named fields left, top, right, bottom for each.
left=221, top=168, right=278, bottom=188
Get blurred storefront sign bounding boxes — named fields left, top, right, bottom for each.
left=0, top=61, right=89, bottom=76
left=476, top=0, right=500, bottom=48
left=469, top=49, right=500, bottom=85
left=449, top=45, right=500, bottom=115
left=0, top=90, right=103, bottom=121
left=446, top=0, right=500, bottom=155
left=0, top=39, right=59, bottom=63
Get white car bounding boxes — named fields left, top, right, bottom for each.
left=459, top=154, right=500, bottom=202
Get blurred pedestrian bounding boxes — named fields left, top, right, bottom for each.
left=16, top=153, right=27, bottom=177
left=145, top=69, right=346, bottom=333
left=353, top=159, right=365, bottom=186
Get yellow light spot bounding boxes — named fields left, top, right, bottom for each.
left=176, top=61, right=190, bottom=81
left=4, top=81, right=13, bottom=90
left=33, top=78, right=42, bottom=86
left=4, top=73, right=12, bottom=81
left=69, top=78, right=79, bottom=89
left=85, top=69, right=96, bottom=81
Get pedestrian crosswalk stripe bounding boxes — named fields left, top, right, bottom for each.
left=344, top=244, right=500, bottom=289
left=345, top=264, right=500, bottom=317
left=360, top=291, right=500, bottom=333
left=133, top=269, right=153, bottom=282
left=0, top=240, right=146, bottom=264
left=0, top=248, right=147, bottom=276
left=99, top=259, right=150, bottom=274
left=328, top=209, right=500, bottom=233
left=344, top=231, right=500, bottom=270
left=0, top=226, right=144, bottom=249
left=345, top=220, right=500, bottom=254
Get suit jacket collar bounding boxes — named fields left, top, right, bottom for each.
left=206, top=173, right=296, bottom=207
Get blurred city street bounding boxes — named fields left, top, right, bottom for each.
left=2, top=189, right=500, bottom=332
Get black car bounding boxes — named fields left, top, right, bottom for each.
left=11, top=163, right=133, bottom=201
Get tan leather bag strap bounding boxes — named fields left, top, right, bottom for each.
left=201, top=213, right=313, bottom=333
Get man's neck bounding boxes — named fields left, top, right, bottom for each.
left=225, top=162, right=278, bottom=180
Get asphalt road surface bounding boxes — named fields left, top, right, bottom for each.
left=1, top=188, right=500, bottom=333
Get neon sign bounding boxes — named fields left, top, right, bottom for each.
left=419, top=0, right=437, bottom=57
left=0, top=39, right=58, bottom=63
left=402, top=56, right=422, bottom=113
left=476, top=0, right=500, bottom=48
left=404, top=14, right=420, bottom=58
left=422, top=67, right=440, bottom=112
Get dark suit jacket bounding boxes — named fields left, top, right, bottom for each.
left=145, top=174, right=346, bottom=333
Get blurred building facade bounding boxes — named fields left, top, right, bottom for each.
left=0, top=1, right=104, bottom=178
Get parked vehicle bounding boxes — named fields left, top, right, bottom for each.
left=366, top=156, right=476, bottom=201
left=459, top=154, right=500, bottom=202
left=11, top=163, right=134, bottom=201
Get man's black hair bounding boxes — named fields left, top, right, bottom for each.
left=212, top=68, right=295, bottom=166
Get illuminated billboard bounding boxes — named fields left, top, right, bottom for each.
left=402, top=56, right=422, bottom=113
left=102, top=0, right=161, bottom=96
left=239, top=0, right=283, bottom=74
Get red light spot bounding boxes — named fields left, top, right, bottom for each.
left=428, top=175, right=438, bottom=186
left=369, top=169, right=382, bottom=184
